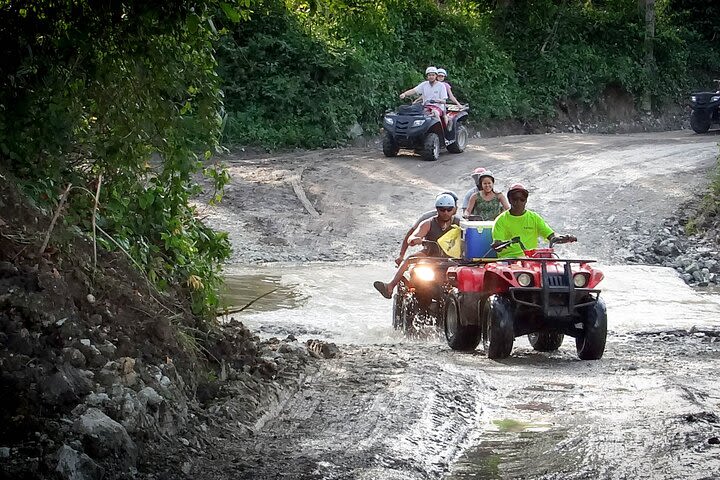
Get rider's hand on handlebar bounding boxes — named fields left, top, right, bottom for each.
left=551, top=234, right=577, bottom=246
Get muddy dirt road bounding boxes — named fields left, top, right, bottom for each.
left=194, top=131, right=720, bottom=479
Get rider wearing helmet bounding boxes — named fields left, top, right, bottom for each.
left=394, top=191, right=462, bottom=266
left=374, top=192, right=460, bottom=299
left=491, top=183, right=576, bottom=258
left=464, top=168, right=509, bottom=220
left=436, top=68, right=461, bottom=107
left=399, top=66, right=449, bottom=126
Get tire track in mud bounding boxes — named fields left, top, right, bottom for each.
left=197, top=343, right=488, bottom=480
left=444, top=335, right=720, bottom=480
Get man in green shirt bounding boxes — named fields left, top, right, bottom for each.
left=492, top=183, right=576, bottom=258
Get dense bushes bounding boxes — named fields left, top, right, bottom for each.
left=0, top=1, right=238, bottom=317
left=219, top=0, right=720, bottom=148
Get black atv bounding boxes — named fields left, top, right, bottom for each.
left=382, top=101, right=469, bottom=161
left=689, top=81, right=720, bottom=134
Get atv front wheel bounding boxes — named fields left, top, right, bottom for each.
left=528, top=332, right=564, bottom=351
left=444, top=294, right=481, bottom=351
left=421, top=132, right=440, bottom=161
left=482, top=295, right=514, bottom=359
left=382, top=131, right=400, bottom=156
left=446, top=125, right=467, bottom=154
left=575, top=297, right=607, bottom=360
left=392, top=293, right=404, bottom=330
left=690, top=110, right=711, bottom=134
left=401, top=295, right=419, bottom=335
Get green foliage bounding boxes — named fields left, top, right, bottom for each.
left=218, top=0, right=519, bottom=148
left=686, top=145, right=720, bottom=235
left=0, top=1, right=238, bottom=319
left=218, top=0, right=719, bottom=149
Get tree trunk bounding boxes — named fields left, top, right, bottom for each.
left=640, top=0, right=656, bottom=112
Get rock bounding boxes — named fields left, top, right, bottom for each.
left=7, top=328, right=35, bottom=355
left=709, top=437, right=720, bottom=445
left=181, top=461, right=192, bottom=475
left=0, top=447, right=10, bottom=458
left=85, top=393, right=110, bottom=407
left=73, top=408, right=137, bottom=467
left=96, top=341, right=117, bottom=359
left=41, top=365, right=93, bottom=407
left=55, top=445, right=104, bottom=480
left=137, top=387, right=163, bottom=408
left=306, top=339, right=341, bottom=359
left=347, top=122, right=363, bottom=138
left=63, top=348, right=87, bottom=368
left=86, top=294, right=96, bottom=304
left=0, top=260, right=18, bottom=277
left=707, top=259, right=720, bottom=273
left=685, top=262, right=699, bottom=274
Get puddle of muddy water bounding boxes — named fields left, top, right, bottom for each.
left=219, top=263, right=408, bottom=344
left=445, top=424, right=571, bottom=480
left=220, top=274, right=307, bottom=313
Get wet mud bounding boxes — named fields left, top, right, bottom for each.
left=193, top=131, right=720, bottom=479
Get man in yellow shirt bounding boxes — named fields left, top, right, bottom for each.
left=492, top=183, right=575, bottom=258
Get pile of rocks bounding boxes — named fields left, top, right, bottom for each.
left=624, top=201, right=719, bottom=287
left=0, top=175, right=321, bottom=479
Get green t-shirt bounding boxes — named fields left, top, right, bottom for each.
left=492, top=210, right=554, bottom=258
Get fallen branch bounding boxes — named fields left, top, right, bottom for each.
left=289, top=169, right=320, bottom=218
left=218, top=287, right=279, bottom=316
left=39, top=183, right=72, bottom=256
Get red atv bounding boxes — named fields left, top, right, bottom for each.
left=442, top=237, right=607, bottom=360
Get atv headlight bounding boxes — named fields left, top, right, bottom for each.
left=516, top=272, right=533, bottom=287
left=384, top=117, right=394, bottom=125
left=414, top=265, right=436, bottom=282
left=691, top=95, right=697, bottom=102
left=712, top=96, right=720, bottom=102
left=412, top=119, right=426, bottom=127
left=573, top=273, right=588, bottom=288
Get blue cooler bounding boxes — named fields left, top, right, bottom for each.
left=461, top=220, right=496, bottom=259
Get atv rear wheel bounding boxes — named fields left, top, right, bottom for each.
left=392, top=293, right=403, bottom=330
left=575, top=297, right=607, bottom=360
left=528, top=332, right=564, bottom=351
left=444, top=294, right=481, bottom=351
left=482, top=295, right=514, bottom=359
left=382, top=131, right=400, bottom=157
left=690, top=110, right=712, bottom=134
left=446, top=125, right=467, bottom=154
left=421, top=132, right=440, bottom=161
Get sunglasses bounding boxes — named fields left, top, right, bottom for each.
left=436, top=207, right=453, bottom=212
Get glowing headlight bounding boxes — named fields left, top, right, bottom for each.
left=691, top=95, right=697, bottom=102
left=516, top=272, right=532, bottom=287
left=412, top=119, right=426, bottom=127
left=414, top=265, right=436, bottom=282
left=712, top=96, right=720, bottom=102
left=573, top=273, right=588, bottom=288
left=384, top=117, right=394, bottom=125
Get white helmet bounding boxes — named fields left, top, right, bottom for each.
left=437, top=68, right=447, bottom=77
left=425, top=66, right=438, bottom=75
left=435, top=193, right=456, bottom=208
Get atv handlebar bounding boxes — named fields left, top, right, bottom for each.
left=492, top=236, right=525, bottom=253
left=549, top=235, right=577, bottom=248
